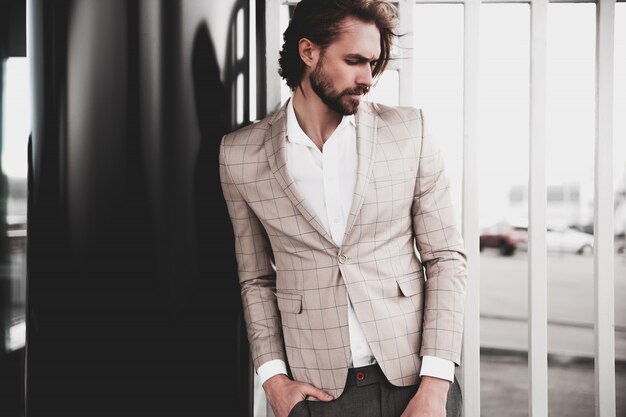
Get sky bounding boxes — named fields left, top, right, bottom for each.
left=403, top=3, right=626, bottom=227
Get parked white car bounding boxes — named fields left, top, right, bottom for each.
left=545, top=226, right=594, bottom=255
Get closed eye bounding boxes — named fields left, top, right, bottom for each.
left=345, top=54, right=379, bottom=68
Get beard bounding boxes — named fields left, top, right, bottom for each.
left=309, top=57, right=369, bottom=116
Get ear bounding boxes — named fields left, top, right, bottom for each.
left=298, top=38, right=320, bottom=69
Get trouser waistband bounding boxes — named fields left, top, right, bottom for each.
left=346, top=363, right=390, bottom=387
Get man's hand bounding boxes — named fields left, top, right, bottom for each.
left=400, top=376, right=450, bottom=417
left=263, top=374, right=334, bottom=417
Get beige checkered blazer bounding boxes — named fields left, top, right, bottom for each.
left=219, top=100, right=467, bottom=398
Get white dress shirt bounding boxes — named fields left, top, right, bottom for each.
left=257, top=98, right=454, bottom=386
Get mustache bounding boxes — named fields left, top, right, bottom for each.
left=343, top=85, right=370, bottom=96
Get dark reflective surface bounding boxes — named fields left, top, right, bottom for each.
left=1, top=1, right=27, bottom=416
left=26, top=1, right=255, bottom=415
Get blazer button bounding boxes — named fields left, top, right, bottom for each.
left=338, top=254, right=347, bottom=264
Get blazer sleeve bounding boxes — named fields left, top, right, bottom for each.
left=411, top=109, right=467, bottom=366
left=219, top=136, right=286, bottom=370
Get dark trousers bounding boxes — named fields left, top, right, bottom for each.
left=288, top=364, right=462, bottom=417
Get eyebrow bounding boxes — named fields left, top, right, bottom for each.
left=344, top=54, right=378, bottom=62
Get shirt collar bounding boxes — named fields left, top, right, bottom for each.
left=286, top=96, right=356, bottom=148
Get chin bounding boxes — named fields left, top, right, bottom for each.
left=341, top=98, right=361, bottom=115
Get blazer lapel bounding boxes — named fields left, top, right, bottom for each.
left=264, top=102, right=335, bottom=246
left=343, top=102, right=378, bottom=243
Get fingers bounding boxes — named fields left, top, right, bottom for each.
left=264, top=378, right=334, bottom=417
left=299, top=383, right=334, bottom=402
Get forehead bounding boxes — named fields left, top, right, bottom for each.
left=325, top=16, right=381, bottom=59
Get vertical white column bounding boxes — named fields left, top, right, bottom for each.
left=461, top=0, right=481, bottom=416
left=595, top=0, right=616, bottom=416
left=265, top=0, right=283, bottom=112
left=398, top=0, right=414, bottom=107
left=528, top=1, right=548, bottom=416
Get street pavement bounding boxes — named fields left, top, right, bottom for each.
left=479, top=350, right=626, bottom=417
left=478, top=249, right=626, bottom=417
left=480, top=248, right=626, bottom=360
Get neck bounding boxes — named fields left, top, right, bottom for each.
left=291, top=82, right=342, bottom=149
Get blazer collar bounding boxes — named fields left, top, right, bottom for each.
left=343, top=101, right=378, bottom=243
left=264, top=100, right=335, bottom=245
left=264, top=100, right=380, bottom=248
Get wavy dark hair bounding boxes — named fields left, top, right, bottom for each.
left=278, top=0, right=399, bottom=90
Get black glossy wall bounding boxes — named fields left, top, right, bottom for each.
left=26, top=1, right=260, bottom=415
left=1, top=1, right=26, bottom=416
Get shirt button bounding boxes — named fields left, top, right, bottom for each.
left=338, top=254, right=347, bottom=264
left=356, top=371, right=366, bottom=381
left=333, top=218, right=340, bottom=224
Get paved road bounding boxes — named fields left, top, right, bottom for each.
left=479, top=351, right=626, bottom=417
left=480, top=248, right=626, bottom=359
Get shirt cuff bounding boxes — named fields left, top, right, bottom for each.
left=257, top=359, right=288, bottom=386
left=419, top=356, right=455, bottom=382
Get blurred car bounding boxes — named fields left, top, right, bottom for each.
left=480, top=221, right=594, bottom=256
left=479, top=221, right=528, bottom=256
left=545, top=225, right=594, bottom=255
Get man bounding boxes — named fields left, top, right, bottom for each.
left=219, top=1, right=467, bottom=416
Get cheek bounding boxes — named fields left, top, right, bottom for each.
left=336, top=69, right=358, bottom=87
left=328, top=63, right=352, bottom=81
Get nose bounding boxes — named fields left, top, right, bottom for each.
left=357, top=65, right=373, bottom=89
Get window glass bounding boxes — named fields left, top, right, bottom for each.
left=2, top=57, right=28, bottom=353
left=413, top=4, right=464, bottom=224
left=477, top=5, right=530, bottom=415
left=546, top=4, right=597, bottom=416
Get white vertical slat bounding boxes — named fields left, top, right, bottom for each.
left=266, top=0, right=283, bottom=112
left=528, top=0, right=548, bottom=416
left=250, top=0, right=257, bottom=121
left=595, top=0, right=616, bottom=416
left=398, top=0, right=414, bottom=106
left=461, top=0, right=481, bottom=416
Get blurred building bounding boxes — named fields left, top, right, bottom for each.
left=508, top=164, right=626, bottom=236
left=508, top=180, right=594, bottom=230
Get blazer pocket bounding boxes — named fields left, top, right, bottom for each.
left=276, top=292, right=303, bottom=314
left=396, top=271, right=425, bottom=297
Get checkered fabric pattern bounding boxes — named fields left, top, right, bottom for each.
left=219, top=100, right=467, bottom=398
